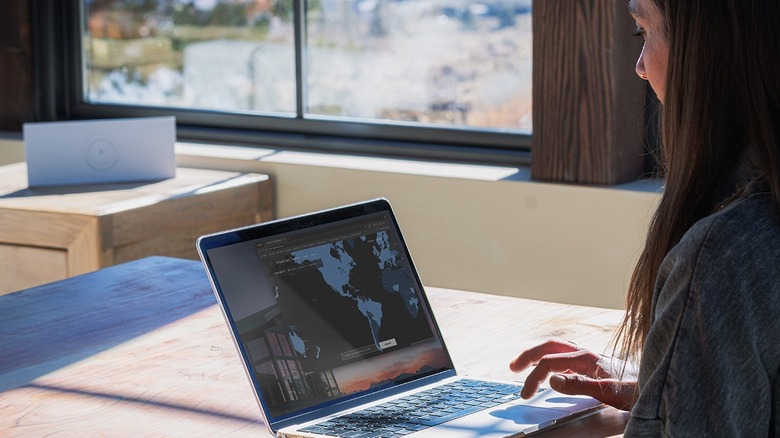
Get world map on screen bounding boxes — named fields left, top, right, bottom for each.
left=272, top=230, right=433, bottom=371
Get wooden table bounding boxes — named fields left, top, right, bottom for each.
left=0, top=163, right=273, bottom=295
left=0, top=257, right=628, bottom=437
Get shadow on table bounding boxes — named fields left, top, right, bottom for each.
left=0, top=257, right=215, bottom=393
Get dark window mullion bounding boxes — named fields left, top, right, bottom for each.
left=294, top=0, right=306, bottom=119
left=72, top=0, right=87, bottom=112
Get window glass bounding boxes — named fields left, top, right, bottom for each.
left=305, top=0, right=532, bottom=131
left=279, top=332, right=293, bottom=356
left=255, top=360, right=276, bottom=376
left=248, top=336, right=270, bottom=361
left=84, top=0, right=296, bottom=113
left=268, top=331, right=283, bottom=356
left=82, top=0, right=532, bottom=133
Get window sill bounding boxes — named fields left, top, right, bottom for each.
left=175, top=141, right=662, bottom=193
left=175, top=142, right=527, bottom=182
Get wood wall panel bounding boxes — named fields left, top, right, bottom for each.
left=0, top=1, right=33, bottom=131
left=532, top=0, right=648, bottom=184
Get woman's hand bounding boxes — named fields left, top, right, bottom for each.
left=509, top=339, right=636, bottom=411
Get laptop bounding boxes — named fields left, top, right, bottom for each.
left=197, top=198, right=602, bottom=437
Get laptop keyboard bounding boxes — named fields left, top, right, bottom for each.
left=298, top=379, right=543, bottom=438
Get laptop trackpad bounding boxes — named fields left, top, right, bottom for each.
left=411, top=394, right=602, bottom=437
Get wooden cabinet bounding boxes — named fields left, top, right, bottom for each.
left=0, top=163, right=273, bottom=295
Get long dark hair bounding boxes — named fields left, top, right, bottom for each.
left=617, top=0, right=780, bottom=360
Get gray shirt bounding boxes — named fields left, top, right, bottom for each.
left=625, top=175, right=780, bottom=437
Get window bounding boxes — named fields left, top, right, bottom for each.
left=247, top=337, right=270, bottom=362
left=34, top=0, right=533, bottom=165
left=268, top=331, right=284, bottom=356
left=30, top=0, right=648, bottom=183
left=254, top=360, right=276, bottom=376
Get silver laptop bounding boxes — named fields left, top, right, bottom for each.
left=197, top=198, right=602, bottom=437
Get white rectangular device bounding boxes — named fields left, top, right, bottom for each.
left=23, top=117, right=176, bottom=187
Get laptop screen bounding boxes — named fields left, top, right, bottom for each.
left=200, top=200, right=453, bottom=421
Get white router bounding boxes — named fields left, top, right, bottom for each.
left=23, top=116, right=176, bottom=187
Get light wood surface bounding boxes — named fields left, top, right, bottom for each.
left=0, top=257, right=628, bottom=437
left=0, top=163, right=273, bottom=295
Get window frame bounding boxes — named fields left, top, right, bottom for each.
left=29, top=0, right=650, bottom=184
left=30, top=0, right=533, bottom=167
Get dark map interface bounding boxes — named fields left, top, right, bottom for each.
left=222, top=212, right=449, bottom=418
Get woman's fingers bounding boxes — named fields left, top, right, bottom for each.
left=509, top=339, right=635, bottom=410
left=519, top=350, right=603, bottom=398
left=549, top=374, right=635, bottom=411
left=509, top=339, right=581, bottom=373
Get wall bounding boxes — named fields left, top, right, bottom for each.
left=0, top=135, right=24, bottom=165
left=0, top=138, right=660, bottom=309
left=176, top=143, right=660, bottom=310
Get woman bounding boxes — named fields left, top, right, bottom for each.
left=510, top=0, right=780, bottom=435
